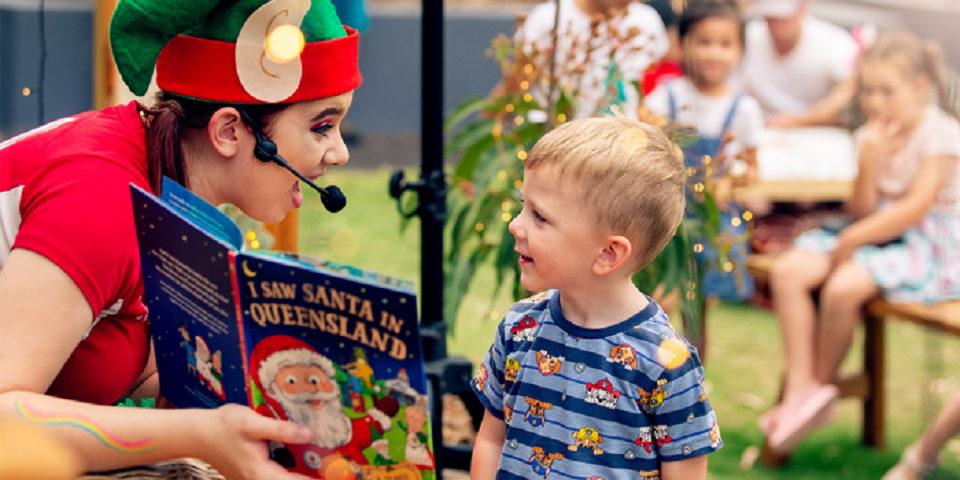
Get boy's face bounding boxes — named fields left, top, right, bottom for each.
left=509, top=166, right=608, bottom=294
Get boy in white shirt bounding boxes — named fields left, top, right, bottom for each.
left=519, top=0, right=670, bottom=119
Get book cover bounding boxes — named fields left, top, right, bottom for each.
left=132, top=179, right=436, bottom=480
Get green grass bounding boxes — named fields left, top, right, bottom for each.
left=296, top=168, right=960, bottom=478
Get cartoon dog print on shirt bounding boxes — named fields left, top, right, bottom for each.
left=518, top=291, right=550, bottom=304
left=654, top=425, right=672, bottom=449
left=528, top=446, right=563, bottom=479
left=709, top=421, right=721, bottom=448
left=584, top=378, right=622, bottom=409
left=569, top=427, right=604, bottom=455
left=524, top=397, right=553, bottom=428
left=635, top=426, right=653, bottom=453
left=504, top=404, right=514, bottom=423
left=636, top=379, right=668, bottom=412
left=607, top=344, right=639, bottom=371
left=638, top=471, right=661, bottom=480
left=536, top=350, right=564, bottom=376
left=511, top=316, right=538, bottom=342
left=505, top=357, right=521, bottom=384
left=474, top=364, right=488, bottom=392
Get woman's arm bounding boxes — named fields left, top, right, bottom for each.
left=843, top=155, right=955, bottom=247
left=471, top=410, right=506, bottom=480
left=0, top=249, right=314, bottom=479
left=661, top=455, right=707, bottom=480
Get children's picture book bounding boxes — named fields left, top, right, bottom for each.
left=132, top=178, right=435, bottom=480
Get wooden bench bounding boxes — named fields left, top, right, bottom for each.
left=745, top=254, right=960, bottom=467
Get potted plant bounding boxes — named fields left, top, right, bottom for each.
left=443, top=12, right=726, bottom=351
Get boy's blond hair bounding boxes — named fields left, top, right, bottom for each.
left=524, top=115, right=685, bottom=270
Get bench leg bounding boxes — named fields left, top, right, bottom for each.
left=862, top=311, right=885, bottom=449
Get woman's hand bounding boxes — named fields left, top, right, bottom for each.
left=859, top=119, right=909, bottom=163
left=199, top=404, right=315, bottom=480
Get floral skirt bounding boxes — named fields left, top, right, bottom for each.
left=794, top=211, right=960, bottom=304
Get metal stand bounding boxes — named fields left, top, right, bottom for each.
left=387, top=0, right=485, bottom=475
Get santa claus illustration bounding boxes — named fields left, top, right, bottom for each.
left=250, top=335, right=397, bottom=477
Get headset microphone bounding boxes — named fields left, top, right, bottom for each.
left=237, top=109, right=347, bottom=213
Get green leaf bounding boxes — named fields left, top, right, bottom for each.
left=444, top=96, right=491, bottom=133
left=453, top=135, right=497, bottom=182
left=445, top=119, right=495, bottom=158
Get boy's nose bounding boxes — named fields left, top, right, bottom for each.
left=508, top=217, right=523, bottom=238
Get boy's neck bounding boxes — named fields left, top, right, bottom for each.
left=557, top=277, right=650, bottom=330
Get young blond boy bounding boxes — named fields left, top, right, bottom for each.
left=470, top=116, right=721, bottom=480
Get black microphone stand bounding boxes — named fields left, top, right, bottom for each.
left=388, top=0, right=484, bottom=475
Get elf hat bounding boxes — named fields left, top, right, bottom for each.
left=110, top=0, right=361, bottom=104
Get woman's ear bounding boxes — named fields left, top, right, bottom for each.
left=593, top=235, right=633, bottom=276
left=206, top=107, right=245, bottom=158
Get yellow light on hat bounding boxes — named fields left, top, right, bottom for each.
left=265, top=24, right=306, bottom=64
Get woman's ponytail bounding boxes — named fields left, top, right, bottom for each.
left=143, top=95, right=188, bottom=194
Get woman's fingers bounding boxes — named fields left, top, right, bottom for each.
left=228, top=406, right=313, bottom=444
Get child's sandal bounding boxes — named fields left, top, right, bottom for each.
left=882, top=445, right=939, bottom=480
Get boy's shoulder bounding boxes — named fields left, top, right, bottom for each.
left=611, top=301, right=701, bottom=378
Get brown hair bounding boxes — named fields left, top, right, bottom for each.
left=524, top=115, right=686, bottom=270
left=859, top=31, right=959, bottom=121
left=141, top=92, right=289, bottom=193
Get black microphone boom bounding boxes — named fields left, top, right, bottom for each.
left=269, top=152, right=347, bottom=213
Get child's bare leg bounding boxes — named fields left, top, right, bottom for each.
left=814, top=261, right=880, bottom=384
left=769, top=250, right=831, bottom=403
left=917, top=390, right=960, bottom=464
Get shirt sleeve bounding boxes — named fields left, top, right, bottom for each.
left=825, top=25, right=859, bottom=84
left=648, top=338, right=722, bottom=462
left=643, top=84, right=671, bottom=120
left=13, top=158, right=143, bottom=318
left=621, top=4, right=670, bottom=80
left=732, top=95, right=765, bottom=150
left=471, top=319, right=509, bottom=420
left=516, top=2, right=556, bottom=55
left=923, top=113, right=960, bottom=159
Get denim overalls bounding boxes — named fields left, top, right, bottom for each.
left=667, top=87, right=754, bottom=301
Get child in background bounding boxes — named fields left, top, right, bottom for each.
left=764, top=31, right=960, bottom=455
left=644, top=0, right=764, bottom=302
left=519, top=0, right=670, bottom=119
left=642, top=0, right=684, bottom=96
left=471, top=116, right=721, bottom=480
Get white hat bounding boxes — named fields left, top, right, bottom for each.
left=747, top=0, right=804, bottom=19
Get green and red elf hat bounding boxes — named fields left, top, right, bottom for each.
left=109, top=0, right=361, bottom=104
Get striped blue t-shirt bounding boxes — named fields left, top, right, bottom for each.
left=471, top=290, right=722, bottom=480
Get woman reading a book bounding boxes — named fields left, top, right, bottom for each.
left=0, top=0, right=362, bottom=478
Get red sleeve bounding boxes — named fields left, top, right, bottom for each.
left=13, top=157, right=144, bottom=318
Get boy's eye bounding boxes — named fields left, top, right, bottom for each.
left=533, top=209, right=546, bottom=222
left=312, top=124, right=333, bottom=137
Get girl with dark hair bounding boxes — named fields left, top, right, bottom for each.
left=643, top=0, right=763, bottom=302
left=0, top=0, right=361, bottom=477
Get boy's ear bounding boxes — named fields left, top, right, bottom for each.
left=206, top=107, right=243, bottom=158
left=593, top=235, right=633, bottom=276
